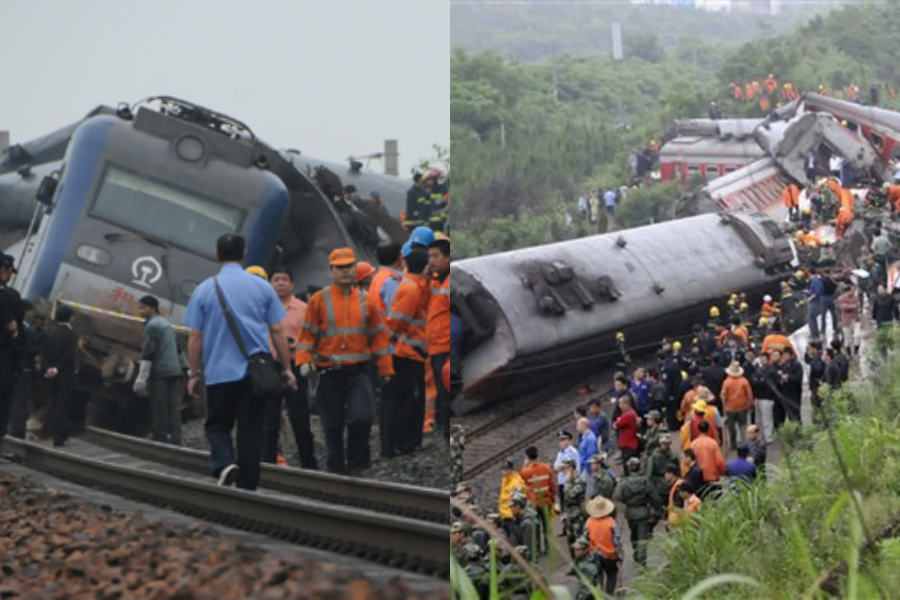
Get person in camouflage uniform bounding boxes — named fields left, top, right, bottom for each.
left=588, top=454, right=618, bottom=501
left=560, top=458, right=587, bottom=549
left=571, top=537, right=601, bottom=600
left=641, top=410, right=664, bottom=462
left=450, top=521, right=468, bottom=565
left=508, top=493, right=540, bottom=561
left=462, top=543, right=488, bottom=597
left=613, top=457, right=661, bottom=567
left=450, top=424, right=465, bottom=487
left=499, top=545, right=534, bottom=597
left=645, top=434, right=679, bottom=531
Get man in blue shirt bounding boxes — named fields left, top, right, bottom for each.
left=603, top=189, right=617, bottom=215
left=725, top=442, right=757, bottom=484
left=576, top=418, right=598, bottom=476
left=184, top=234, right=296, bottom=491
left=587, top=398, right=611, bottom=452
left=630, top=368, right=652, bottom=415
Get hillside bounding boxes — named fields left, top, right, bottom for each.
left=450, top=1, right=900, bottom=259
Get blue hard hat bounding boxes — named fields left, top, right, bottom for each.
left=410, top=226, right=435, bottom=247
left=402, top=241, right=413, bottom=258
left=370, top=190, right=380, bottom=198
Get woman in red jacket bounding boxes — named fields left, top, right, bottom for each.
left=613, top=395, right=640, bottom=463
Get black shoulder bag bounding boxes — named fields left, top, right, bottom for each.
left=213, top=277, right=283, bottom=399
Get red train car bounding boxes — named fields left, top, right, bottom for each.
left=659, top=136, right=765, bottom=184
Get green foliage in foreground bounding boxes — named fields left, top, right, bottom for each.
left=632, top=328, right=900, bottom=599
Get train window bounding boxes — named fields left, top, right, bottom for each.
left=870, top=132, right=884, bottom=151
left=725, top=166, right=737, bottom=174
left=704, top=165, right=719, bottom=181
left=687, top=165, right=702, bottom=182
left=90, top=166, right=245, bottom=258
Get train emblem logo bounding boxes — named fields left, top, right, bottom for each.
left=132, top=256, right=163, bottom=289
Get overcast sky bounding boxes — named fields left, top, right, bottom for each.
left=0, top=0, right=448, bottom=177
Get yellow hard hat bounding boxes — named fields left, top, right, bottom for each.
left=758, top=316, right=769, bottom=327
left=795, top=270, right=806, bottom=279
left=245, top=265, right=268, bottom=280
left=673, top=341, right=683, bottom=352
left=615, top=331, right=625, bottom=342
left=709, top=306, right=720, bottom=318
left=739, top=302, right=748, bottom=311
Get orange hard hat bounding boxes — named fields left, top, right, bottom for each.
left=355, top=261, right=375, bottom=283
left=329, top=247, right=356, bottom=266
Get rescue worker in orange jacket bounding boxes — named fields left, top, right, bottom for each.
left=427, top=235, right=452, bottom=440
left=883, top=183, right=900, bottom=213
left=782, top=182, right=800, bottom=222
left=368, top=242, right=403, bottom=321
left=383, top=246, right=431, bottom=456
left=296, top=247, right=393, bottom=476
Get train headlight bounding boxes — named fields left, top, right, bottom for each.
left=175, top=136, right=205, bottom=163
left=76, top=244, right=112, bottom=266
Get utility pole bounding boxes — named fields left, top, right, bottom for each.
left=500, top=121, right=506, bottom=148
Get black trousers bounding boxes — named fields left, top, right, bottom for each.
left=286, top=368, right=318, bottom=469
left=382, top=357, right=424, bottom=455
left=317, top=366, right=375, bottom=474
left=431, top=353, right=451, bottom=440
left=598, top=556, right=619, bottom=596
left=264, top=365, right=318, bottom=469
left=205, top=378, right=265, bottom=491
left=51, top=370, right=75, bottom=446
left=0, top=355, right=15, bottom=446
left=9, top=370, right=33, bottom=439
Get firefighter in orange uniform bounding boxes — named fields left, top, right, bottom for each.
left=427, top=235, right=451, bottom=440
left=295, top=248, right=393, bottom=476
left=782, top=182, right=800, bottom=221
left=383, top=245, right=431, bottom=456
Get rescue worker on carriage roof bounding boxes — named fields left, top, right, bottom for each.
left=295, top=247, right=393, bottom=477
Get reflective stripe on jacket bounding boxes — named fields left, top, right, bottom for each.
left=368, top=268, right=402, bottom=319
left=428, top=272, right=450, bottom=355
left=295, top=285, right=394, bottom=377
left=386, top=275, right=429, bottom=362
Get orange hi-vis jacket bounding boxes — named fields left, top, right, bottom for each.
left=783, top=183, right=800, bottom=208
left=428, top=271, right=450, bottom=355
left=885, top=184, right=900, bottom=212
left=586, top=516, right=619, bottom=560
left=295, top=285, right=394, bottom=377
left=387, top=274, right=429, bottom=362
left=368, top=267, right=401, bottom=319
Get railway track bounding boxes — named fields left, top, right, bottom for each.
left=462, top=385, right=614, bottom=480
left=82, top=426, right=447, bottom=523
left=460, top=351, right=663, bottom=481
left=3, top=434, right=449, bottom=578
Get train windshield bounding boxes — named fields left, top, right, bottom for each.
left=91, top=166, right=245, bottom=257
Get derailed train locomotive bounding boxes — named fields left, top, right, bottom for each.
left=0, top=96, right=409, bottom=430
left=451, top=211, right=796, bottom=413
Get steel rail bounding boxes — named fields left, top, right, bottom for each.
left=81, top=427, right=448, bottom=523
left=4, top=437, right=449, bottom=578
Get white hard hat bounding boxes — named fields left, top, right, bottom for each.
left=763, top=295, right=772, bottom=303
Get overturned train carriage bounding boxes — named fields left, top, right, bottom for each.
left=451, top=212, right=795, bottom=412
left=0, top=97, right=408, bottom=431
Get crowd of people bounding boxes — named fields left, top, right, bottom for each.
left=450, top=258, right=882, bottom=596
left=0, top=221, right=452, bottom=490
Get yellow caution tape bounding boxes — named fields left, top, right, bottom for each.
left=56, top=299, right=191, bottom=332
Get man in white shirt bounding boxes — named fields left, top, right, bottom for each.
left=553, top=430, right=580, bottom=505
